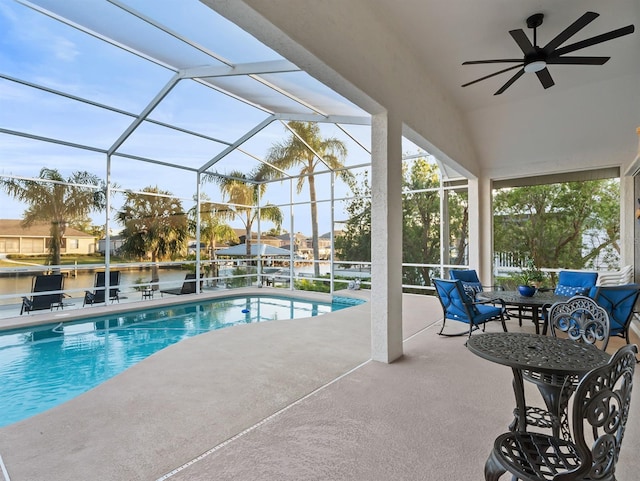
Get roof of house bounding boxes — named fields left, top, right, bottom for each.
left=320, top=231, right=343, bottom=239
left=0, top=219, right=94, bottom=238
left=215, top=243, right=292, bottom=257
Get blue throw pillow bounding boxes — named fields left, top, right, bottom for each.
left=555, top=285, right=587, bottom=296
left=461, top=281, right=482, bottom=301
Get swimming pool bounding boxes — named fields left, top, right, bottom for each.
left=0, top=295, right=363, bottom=427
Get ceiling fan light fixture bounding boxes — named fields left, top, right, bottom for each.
left=524, top=60, right=547, bottom=73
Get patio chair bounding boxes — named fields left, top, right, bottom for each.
left=449, top=269, right=502, bottom=300
left=160, top=273, right=200, bottom=296
left=521, top=295, right=610, bottom=437
left=553, top=270, right=598, bottom=296
left=20, top=274, right=65, bottom=315
left=537, top=270, right=600, bottom=335
left=547, top=295, right=610, bottom=349
left=83, top=271, right=121, bottom=306
left=433, top=278, right=507, bottom=337
left=588, top=283, right=640, bottom=346
left=485, top=344, right=637, bottom=481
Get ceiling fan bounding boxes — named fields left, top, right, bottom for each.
left=461, top=11, right=635, bottom=95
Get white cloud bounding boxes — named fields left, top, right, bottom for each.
left=50, top=36, right=79, bottom=62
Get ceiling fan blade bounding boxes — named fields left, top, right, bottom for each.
left=543, top=11, right=599, bottom=53
left=553, top=24, right=635, bottom=56
left=546, top=56, right=610, bottom=65
left=461, top=64, right=523, bottom=88
left=509, top=28, right=535, bottom=54
left=494, top=68, right=525, bottom=95
left=535, top=68, right=554, bottom=89
left=462, top=59, right=523, bottom=65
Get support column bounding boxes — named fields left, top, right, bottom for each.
left=620, top=173, right=634, bottom=269
left=468, top=176, right=493, bottom=285
left=371, top=111, right=403, bottom=363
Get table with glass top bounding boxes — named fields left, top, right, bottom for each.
left=466, top=332, right=610, bottom=434
left=476, top=290, right=569, bottom=334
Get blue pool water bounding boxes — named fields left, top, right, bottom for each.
left=0, top=295, right=362, bottom=427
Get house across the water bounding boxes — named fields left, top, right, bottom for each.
left=0, top=219, right=96, bottom=256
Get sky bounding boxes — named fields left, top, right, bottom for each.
left=0, top=0, right=428, bottom=237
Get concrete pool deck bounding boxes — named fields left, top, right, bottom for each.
left=0, top=288, right=638, bottom=480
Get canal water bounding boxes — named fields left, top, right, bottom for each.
left=0, top=262, right=343, bottom=306
left=0, top=267, right=191, bottom=306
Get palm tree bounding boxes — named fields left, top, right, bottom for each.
left=209, top=171, right=282, bottom=257
left=188, top=194, right=239, bottom=283
left=117, top=186, right=189, bottom=283
left=259, top=121, right=351, bottom=277
left=0, top=168, right=106, bottom=270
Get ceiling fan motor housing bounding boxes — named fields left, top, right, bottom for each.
left=524, top=47, right=547, bottom=72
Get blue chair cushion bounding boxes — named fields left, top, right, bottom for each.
left=450, top=270, right=480, bottom=283
left=445, top=285, right=473, bottom=320
left=473, top=304, right=503, bottom=323
left=589, top=284, right=640, bottom=336
left=554, top=271, right=598, bottom=296
left=450, top=270, right=483, bottom=301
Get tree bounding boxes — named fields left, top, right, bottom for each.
left=334, top=171, right=371, bottom=263
left=117, top=186, right=189, bottom=283
left=188, top=194, right=238, bottom=283
left=402, top=160, right=440, bottom=288
left=0, top=167, right=106, bottom=269
left=208, top=171, right=282, bottom=257
left=86, top=225, right=106, bottom=241
left=264, top=227, right=285, bottom=237
left=493, top=179, right=620, bottom=273
left=259, top=121, right=351, bottom=277
left=337, top=158, right=468, bottom=290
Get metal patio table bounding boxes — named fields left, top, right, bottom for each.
left=466, top=332, right=610, bottom=435
left=476, top=290, right=569, bottom=334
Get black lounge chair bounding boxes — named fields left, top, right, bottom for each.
left=21, top=274, right=65, bottom=315
left=84, top=271, right=121, bottom=306
left=160, top=273, right=200, bottom=296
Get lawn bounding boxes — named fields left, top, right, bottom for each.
left=0, top=255, right=127, bottom=268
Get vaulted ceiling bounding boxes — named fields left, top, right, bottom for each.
left=206, top=0, right=640, bottom=181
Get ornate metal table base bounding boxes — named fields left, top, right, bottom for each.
left=466, top=332, right=610, bottom=435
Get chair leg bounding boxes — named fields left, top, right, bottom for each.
left=484, top=450, right=507, bottom=481
left=500, top=314, right=508, bottom=332
left=20, top=297, right=32, bottom=315
left=438, top=317, right=447, bottom=336
left=628, top=330, right=640, bottom=363
left=83, top=291, right=92, bottom=307
left=438, top=317, right=475, bottom=337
